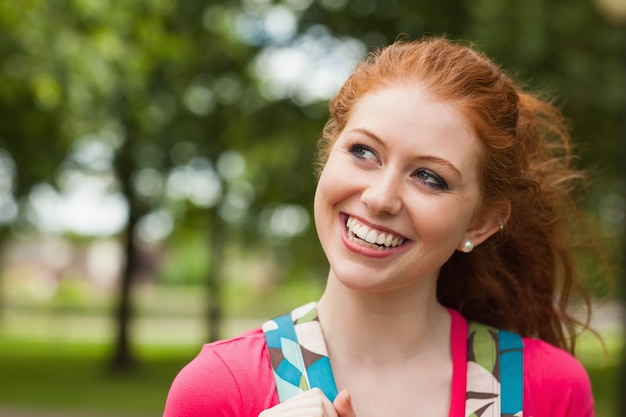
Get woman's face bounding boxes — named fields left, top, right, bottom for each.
left=314, top=86, right=493, bottom=294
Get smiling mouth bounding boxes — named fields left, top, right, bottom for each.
left=345, top=215, right=407, bottom=250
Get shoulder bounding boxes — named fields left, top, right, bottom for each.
left=449, top=310, right=594, bottom=417
left=522, top=337, right=594, bottom=417
left=163, top=328, right=278, bottom=417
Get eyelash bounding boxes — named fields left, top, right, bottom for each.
left=347, top=142, right=449, bottom=191
left=413, top=169, right=449, bottom=191
left=348, top=143, right=376, bottom=161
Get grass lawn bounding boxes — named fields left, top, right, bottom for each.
left=0, top=339, right=199, bottom=416
left=0, top=321, right=622, bottom=416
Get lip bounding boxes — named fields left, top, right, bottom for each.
left=339, top=213, right=411, bottom=258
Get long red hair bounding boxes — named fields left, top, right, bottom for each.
left=317, top=36, right=597, bottom=352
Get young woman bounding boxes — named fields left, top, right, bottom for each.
left=163, top=37, right=597, bottom=417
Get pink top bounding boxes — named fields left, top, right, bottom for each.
left=163, top=309, right=594, bottom=416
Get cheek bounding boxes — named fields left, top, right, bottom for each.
left=406, top=197, right=475, bottom=240
left=313, top=175, right=339, bottom=255
left=315, top=159, right=345, bottom=204
left=313, top=182, right=324, bottom=225
left=313, top=170, right=333, bottom=227
left=313, top=159, right=353, bottom=231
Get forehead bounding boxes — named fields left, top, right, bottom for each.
left=343, top=86, right=482, bottom=170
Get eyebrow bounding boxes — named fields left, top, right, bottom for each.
left=348, top=128, right=463, bottom=179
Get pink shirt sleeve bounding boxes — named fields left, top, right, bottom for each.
left=523, top=338, right=594, bottom=417
left=163, top=329, right=278, bottom=417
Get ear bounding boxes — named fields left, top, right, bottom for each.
left=457, top=201, right=510, bottom=251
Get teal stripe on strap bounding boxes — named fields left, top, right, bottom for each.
left=307, top=356, right=338, bottom=402
left=274, top=314, right=298, bottom=342
left=264, top=312, right=339, bottom=403
left=499, top=329, right=524, bottom=415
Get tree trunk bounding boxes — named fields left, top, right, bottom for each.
left=109, top=99, right=142, bottom=371
left=0, top=230, right=12, bottom=329
left=616, top=258, right=626, bottom=410
left=616, top=24, right=626, bottom=411
left=110, top=209, right=140, bottom=370
left=0, top=233, right=5, bottom=327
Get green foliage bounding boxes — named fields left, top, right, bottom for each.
left=463, top=0, right=624, bottom=179
left=1, top=0, right=619, bottom=281
left=158, top=232, right=210, bottom=286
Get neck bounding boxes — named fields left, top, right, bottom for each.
left=316, top=273, right=450, bottom=364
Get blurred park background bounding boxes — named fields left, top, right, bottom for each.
left=0, top=0, right=624, bottom=416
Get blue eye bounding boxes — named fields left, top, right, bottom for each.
left=414, top=169, right=449, bottom=191
left=348, top=143, right=377, bottom=161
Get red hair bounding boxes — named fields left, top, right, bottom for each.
left=317, top=36, right=597, bottom=352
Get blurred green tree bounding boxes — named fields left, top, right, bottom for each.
left=0, top=1, right=72, bottom=323
left=0, top=0, right=332, bottom=367
left=0, top=0, right=622, bottom=379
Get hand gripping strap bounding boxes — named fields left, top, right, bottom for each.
left=262, top=302, right=338, bottom=402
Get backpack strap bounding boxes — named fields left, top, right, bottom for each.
left=466, top=321, right=524, bottom=417
left=262, top=302, right=338, bottom=402
left=263, top=304, right=524, bottom=417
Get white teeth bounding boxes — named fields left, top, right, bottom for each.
left=365, top=230, right=378, bottom=243
left=345, top=216, right=405, bottom=249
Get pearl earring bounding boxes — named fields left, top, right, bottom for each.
left=497, top=215, right=505, bottom=231
left=460, top=239, right=474, bottom=253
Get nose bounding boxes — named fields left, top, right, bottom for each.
left=360, top=170, right=403, bottom=216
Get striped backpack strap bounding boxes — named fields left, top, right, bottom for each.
left=262, top=302, right=338, bottom=402
left=466, top=321, right=524, bottom=417
left=263, top=306, right=524, bottom=417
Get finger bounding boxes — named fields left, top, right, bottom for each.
left=333, top=390, right=357, bottom=417
left=259, top=388, right=338, bottom=417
